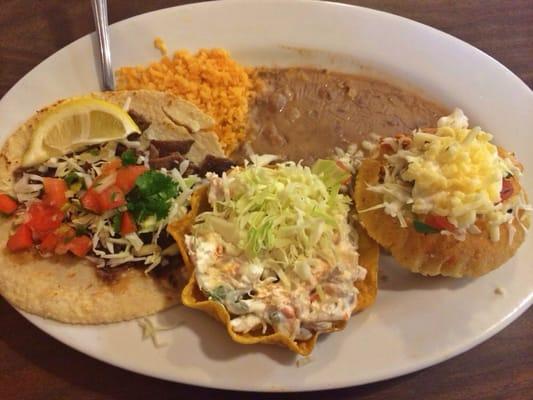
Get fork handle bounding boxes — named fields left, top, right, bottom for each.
left=91, top=0, right=115, bottom=91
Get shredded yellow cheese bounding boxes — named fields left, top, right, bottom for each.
left=367, top=109, right=529, bottom=241
left=401, top=109, right=514, bottom=228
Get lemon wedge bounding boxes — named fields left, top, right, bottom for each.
left=22, top=97, right=140, bottom=167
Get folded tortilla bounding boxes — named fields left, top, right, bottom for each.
left=0, top=89, right=224, bottom=323
left=168, top=186, right=379, bottom=355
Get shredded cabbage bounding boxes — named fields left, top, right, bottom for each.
left=194, top=160, right=352, bottom=272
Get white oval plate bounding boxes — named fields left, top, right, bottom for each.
left=1, top=0, right=532, bottom=392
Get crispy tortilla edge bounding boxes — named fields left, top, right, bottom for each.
left=170, top=186, right=379, bottom=355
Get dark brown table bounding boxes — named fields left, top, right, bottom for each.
left=1, top=1, right=531, bottom=399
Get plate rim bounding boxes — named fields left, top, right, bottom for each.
left=2, top=0, right=532, bottom=392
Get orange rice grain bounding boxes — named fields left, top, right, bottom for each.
left=116, top=48, right=254, bottom=153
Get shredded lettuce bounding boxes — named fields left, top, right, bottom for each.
left=195, top=160, right=351, bottom=271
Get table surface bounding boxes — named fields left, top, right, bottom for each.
left=0, top=1, right=531, bottom=399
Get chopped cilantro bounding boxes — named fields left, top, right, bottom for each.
left=126, top=170, right=178, bottom=222
left=112, top=213, right=121, bottom=233
left=209, top=285, right=229, bottom=302
left=75, top=224, right=88, bottom=236
left=89, top=148, right=100, bottom=156
left=413, top=220, right=440, bottom=234
left=64, top=172, right=78, bottom=185
left=64, top=172, right=85, bottom=189
left=121, top=149, right=137, bottom=166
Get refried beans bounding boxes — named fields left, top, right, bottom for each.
left=233, top=68, right=448, bottom=164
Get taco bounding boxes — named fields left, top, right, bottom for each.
left=355, top=109, right=530, bottom=277
left=0, top=89, right=236, bottom=323
left=168, top=157, right=379, bottom=355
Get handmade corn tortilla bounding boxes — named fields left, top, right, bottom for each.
left=0, top=89, right=223, bottom=324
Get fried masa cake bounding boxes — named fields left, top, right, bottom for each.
left=168, top=158, right=378, bottom=355
left=355, top=109, right=530, bottom=278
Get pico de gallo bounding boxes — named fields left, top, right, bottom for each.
left=3, top=135, right=234, bottom=274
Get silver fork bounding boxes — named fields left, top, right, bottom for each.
left=91, top=0, right=115, bottom=90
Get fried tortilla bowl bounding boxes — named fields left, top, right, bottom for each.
left=168, top=186, right=379, bottom=356
left=0, top=89, right=224, bottom=324
left=355, top=154, right=529, bottom=278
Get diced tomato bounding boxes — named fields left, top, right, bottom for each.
left=0, top=193, right=18, bottom=215
left=56, top=225, right=76, bottom=239
left=97, top=185, right=126, bottom=211
left=54, top=226, right=92, bottom=257
left=26, top=202, right=64, bottom=235
left=424, top=214, right=455, bottom=231
left=54, top=240, right=70, bottom=255
left=101, top=158, right=122, bottom=175
left=81, top=188, right=102, bottom=213
left=66, top=235, right=92, bottom=257
left=82, top=184, right=127, bottom=214
left=42, top=178, right=67, bottom=208
left=120, top=211, right=136, bottom=236
left=115, top=165, right=147, bottom=193
left=40, top=232, right=59, bottom=254
left=53, top=226, right=77, bottom=255
left=500, top=178, right=514, bottom=202
left=7, top=224, right=33, bottom=252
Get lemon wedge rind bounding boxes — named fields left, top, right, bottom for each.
left=22, top=97, right=139, bottom=167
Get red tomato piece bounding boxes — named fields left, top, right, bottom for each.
left=66, top=235, right=92, bottom=257
left=56, top=225, right=76, bottom=239
left=115, top=165, right=147, bottom=193
left=101, top=158, right=122, bottom=175
left=40, top=232, right=59, bottom=254
left=53, top=226, right=77, bottom=255
left=42, top=177, right=68, bottom=208
left=424, top=214, right=455, bottom=231
left=81, top=188, right=102, bottom=213
left=120, top=211, right=136, bottom=236
left=97, top=185, right=126, bottom=211
left=0, top=193, right=18, bottom=215
left=26, top=202, right=64, bottom=235
left=54, top=241, right=70, bottom=255
left=7, top=224, right=33, bottom=252
left=500, top=178, right=514, bottom=202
